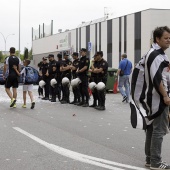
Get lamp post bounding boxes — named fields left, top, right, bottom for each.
left=0, top=32, right=15, bottom=55
left=19, top=0, right=21, bottom=58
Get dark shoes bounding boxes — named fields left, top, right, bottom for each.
left=122, top=96, right=128, bottom=102
left=31, top=102, right=35, bottom=109
left=82, top=103, right=89, bottom=107
left=150, top=162, right=170, bottom=170
left=60, top=100, right=69, bottom=104
left=70, top=101, right=76, bottom=104
left=89, top=104, right=97, bottom=107
left=42, top=97, right=49, bottom=100
left=95, top=106, right=105, bottom=110
left=77, top=102, right=84, bottom=106
left=51, top=99, right=56, bottom=102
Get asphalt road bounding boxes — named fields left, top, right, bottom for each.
left=0, top=86, right=170, bottom=170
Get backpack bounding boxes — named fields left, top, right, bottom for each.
left=130, top=54, right=153, bottom=130
left=25, top=66, right=39, bottom=84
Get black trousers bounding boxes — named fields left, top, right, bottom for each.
left=43, top=77, right=50, bottom=98
left=79, top=75, right=89, bottom=103
left=72, top=86, right=81, bottom=102
left=91, top=88, right=98, bottom=105
left=97, top=89, right=106, bottom=106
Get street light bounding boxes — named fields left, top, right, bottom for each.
left=0, top=32, right=15, bottom=55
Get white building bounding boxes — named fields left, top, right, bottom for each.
left=32, top=8, right=170, bottom=68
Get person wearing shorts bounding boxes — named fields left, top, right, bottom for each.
left=14, top=59, right=35, bottom=109
left=3, top=47, right=21, bottom=108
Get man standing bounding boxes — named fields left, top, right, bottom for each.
left=48, top=54, right=57, bottom=102
left=77, top=48, right=90, bottom=107
left=88, top=54, right=98, bottom=107
left=39, top=57, right=49, bottom=100
left=3, top=47, right=21, bottom=108
left=70, top=52, right=81, bottom=104
left=60, top=52, right=72, bottom=104
left=55, top=53, right=63, bottom=101
left=117, top=53, right=132, bottom=103
left=93, top=51, right=108, bottom=110
left=143, top=26, right=170, bottom=169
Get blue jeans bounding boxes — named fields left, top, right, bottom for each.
left=145, top=106, right=169, bottom=165
left=118, top=75, right=130, bottom=101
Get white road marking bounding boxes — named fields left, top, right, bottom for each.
left=13, top=127, right=148, bottom=170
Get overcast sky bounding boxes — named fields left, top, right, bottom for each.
left=0, top=0, right=170, bottom=53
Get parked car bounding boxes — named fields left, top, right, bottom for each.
left=0, top=65, right=39, bottom=85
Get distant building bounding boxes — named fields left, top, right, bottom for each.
left=32, top=8, right=170, bottom=68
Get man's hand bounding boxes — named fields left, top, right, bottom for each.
left=52, top=67, right=56, bottom=71
left=2, top=75, right=5, bottom=80
left=13, top=65, right=17, bottom=70
left=163, top=96, right=170, bottom=105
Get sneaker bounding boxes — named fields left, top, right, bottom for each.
left=13, top=104, right=17, bottom=108
left=10, top=98, right=16, bottom=107
left=122, top=96, right=127, bottom=102
left=22, top=104, right=27, bottom=108
left=145, top=161, right=151, bottom=167
left=150, top=162, right=170, bottom=170
left=31, top=102, right=35, bottom=109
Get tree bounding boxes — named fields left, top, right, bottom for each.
left=24, top=47, right=28, bottom=60
left=28, top=48, right=32, bottom=60
left=0, top=51, right=5, bottom=63
left=15, top=50, right=24, bottom=61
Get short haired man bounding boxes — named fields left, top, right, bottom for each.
left=76, top=48, right=90, bottom=107
left=3, top=47, right=21, bottom=108
left=143, top=26, right=170, bottom=169
left=92, top=51, right=108, bottom=110
left=60, top=52, right=72, bottom=104
left=48, top=54, right=57, bottom=102
left=117, top=53, right=132, bottom=103
left=39, top=56, right=49, bottom=100
left=70, top=52, right=81, bottom=104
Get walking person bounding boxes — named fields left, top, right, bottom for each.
left=13, top=59, right=35, bottom=109
left=142, top=26, right=170, bottom=169
left=3, top=47, right=21, bottom=108
left=117, top=53, right=132, bottom=103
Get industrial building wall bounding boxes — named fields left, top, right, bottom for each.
left=90, top=24, right=96, bottom=57
left=32, top=9, right=170, bottom=69
left=101, top=21, right=107, bottom=61
left=126, top=14, right=135, bottom=67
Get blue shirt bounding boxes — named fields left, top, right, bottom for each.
left=118, top=58, right=132, bottom=75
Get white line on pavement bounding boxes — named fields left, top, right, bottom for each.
left=13, top=127, right=148, bottom=170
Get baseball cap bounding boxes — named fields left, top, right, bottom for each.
left=63, top=53, right=69, bottom=56
left=48, top=54, right=54, bottom=58
left=57, top=53, right=62, bottom=58
left=80, top=48, right=87, bottom=52
left=42, top=57, right=47, bottom=60
left=96, top=51, right=103, bottom=57
left=72, top=52, right=78, bottom=56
